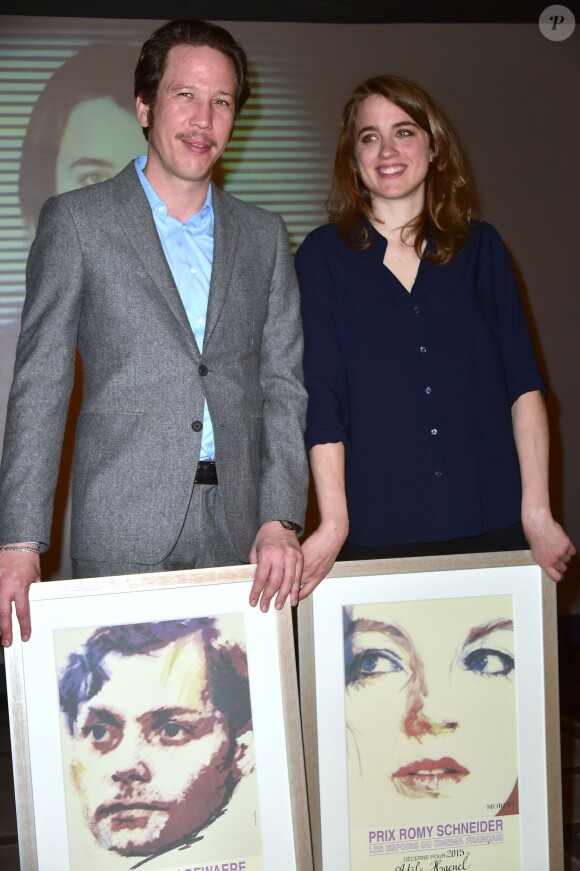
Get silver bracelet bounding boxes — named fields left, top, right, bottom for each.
left=0, top=545, right=40, bottom=554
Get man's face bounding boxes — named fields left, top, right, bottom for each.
left=135, top=44, right=236, bottom=194
left=69, top=633, right=233, bottom=856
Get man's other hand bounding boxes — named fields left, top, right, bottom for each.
left=0, top=547, right=41, bottom=647
left=248, top=521, right=303, bottom=612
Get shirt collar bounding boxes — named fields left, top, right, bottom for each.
left=363, top=213, right=435, bottom=261
left=134, top=155, right=213, bottom=226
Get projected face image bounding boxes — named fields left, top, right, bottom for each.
left=344, top=596, right=518, bottom=818
left=17, top=43, right=142, bottom=234
left=56, top=96, right=144, bottom=194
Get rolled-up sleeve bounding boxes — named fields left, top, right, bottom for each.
left=296, top=230, right=351, bottom=455
left=481, top=223, right=547, bottom=403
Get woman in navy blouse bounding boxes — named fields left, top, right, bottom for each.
left=296, top=74, right=575, bottom=595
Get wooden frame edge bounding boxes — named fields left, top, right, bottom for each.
left=278, top=606, right=314, bottom=871
left=5, top=622, right=38, bottom=871
left=542, top=573, right=564, bottom=869
left=298, top=595, right=322, bottom=871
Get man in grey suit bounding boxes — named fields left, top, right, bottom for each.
left=0, top=19, right=308, bottom=647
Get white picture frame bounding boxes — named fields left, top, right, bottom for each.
left=299, top=552, right=562, bottom=871
left=6, top=565, right=313, bottom=871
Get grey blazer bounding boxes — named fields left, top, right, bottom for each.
left=0, top=163, right=308, bottom=563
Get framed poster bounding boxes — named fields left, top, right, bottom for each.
left=299, top=552, right=563, bottom=871
left=6, top=565, right=312, bottom=871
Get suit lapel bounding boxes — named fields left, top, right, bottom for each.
left=204, top=184, right=239, bottom=346
left=111, top=164, right=199, bottom=351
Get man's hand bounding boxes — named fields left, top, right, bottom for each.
left=0, top=547, right=41, bottom=647
left=523, top=508, right=576, bottom=582
left=248, top=521, right=303, bottom=612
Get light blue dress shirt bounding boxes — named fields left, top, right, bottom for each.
left=135, top=155, right=215, bottom=460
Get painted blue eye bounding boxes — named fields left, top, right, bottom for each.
left=463, top=648, right=514, bottom=676
left=347, top=649, right=404, bottom=683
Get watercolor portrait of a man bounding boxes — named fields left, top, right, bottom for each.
left=57, top=616, right=262, bottom=870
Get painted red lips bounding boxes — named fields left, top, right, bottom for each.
left=392, top=757, right=470, bottom=797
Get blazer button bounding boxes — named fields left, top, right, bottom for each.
left=191, top=420, right=203, bottom=432
left=199, top=364, right=208, bottom=376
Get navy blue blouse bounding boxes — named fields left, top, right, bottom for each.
left=296, top=220, right=546, bottom=546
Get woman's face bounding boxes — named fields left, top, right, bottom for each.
left=353, top=94, right=432, bottom=216
left=56, top=96, right=144, bottom=194
left=345, top=597, right=517, bottom=817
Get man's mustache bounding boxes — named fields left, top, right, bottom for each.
left=175, top=132, right=217, bottom=147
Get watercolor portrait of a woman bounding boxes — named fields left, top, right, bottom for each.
left=344, top=595, right=518, bottom=826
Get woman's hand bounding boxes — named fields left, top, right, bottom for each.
left=300, top=519, right=349, bottom=599
left=299, top=442, right=349, bottom=600
left=522, top=508, right=576, bottom=581
left=512, top=390, right=575, bottom=581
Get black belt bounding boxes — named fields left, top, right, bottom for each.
left=195, top=460, right=218, bottom=485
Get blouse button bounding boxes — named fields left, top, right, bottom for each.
left=419, top=346, right=427, bottom=354
left=425, top=386, right=432, bottom=395
left=430, top=428, right=438, bottom=436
